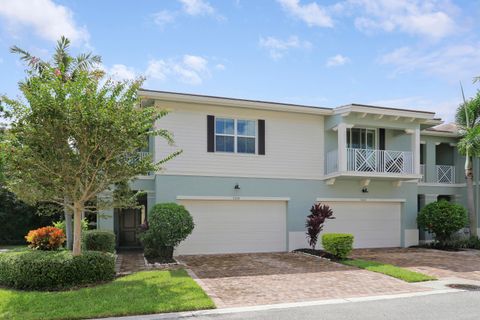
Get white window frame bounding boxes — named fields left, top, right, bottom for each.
left=347, top=127, right=378, bottom=150
left=214, top=118, right=257, bottom=154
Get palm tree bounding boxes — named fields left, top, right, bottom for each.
left=10, top=36, right=102, bottom=249
left=456, top=87, right=480, bottom=238
left=11, top=36, right=102, bottom=83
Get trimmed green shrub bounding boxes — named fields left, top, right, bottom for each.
left=140, top=203, right=194, bottom=260
left=82, top=230, right=116, bottom=253
left=0, top=249, right=115, bottom=290
left=417, top=200, right=468, bottom=244
left=322, top=233, right=354, bottom=259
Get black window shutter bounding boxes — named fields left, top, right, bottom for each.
left=379, top=128, right=385, bottom=150
left=258, top=119, right=265, bottom=155
left=207, top=115, right=215, bottom=152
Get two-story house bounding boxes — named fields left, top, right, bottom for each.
left=96, top=89, right=479, bottom=255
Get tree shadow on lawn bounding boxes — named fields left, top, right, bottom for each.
left=0, top=270, right=215, bottom=320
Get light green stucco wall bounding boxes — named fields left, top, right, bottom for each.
left=154, top=175, right=418, bottom=246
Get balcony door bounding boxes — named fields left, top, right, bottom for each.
left=347, top=128, right=377, bottom=149
left=347, top=128, right=377, bottom=171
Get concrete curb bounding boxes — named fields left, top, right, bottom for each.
left=93, top=287, right=462, bottom=320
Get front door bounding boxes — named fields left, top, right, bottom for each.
left=119, top=208, right=142, bottom=247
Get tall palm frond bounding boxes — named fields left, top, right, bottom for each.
left=74, top=53, right=102, bottom=71
left=53, top=36, right=73, bottom=73
left=10, top=46, right=47, bottom=74
left=11, top=36, right=101, bottom=80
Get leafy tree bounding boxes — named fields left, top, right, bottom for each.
left=305, top=202, right=334, bottom=250
left=456, top=89, right=480, bottom=237
left=417, top=200, right=468, bottom=244
left=1, top=37, right=180, bottom=255
left=9, top=37, right=102, bottom=249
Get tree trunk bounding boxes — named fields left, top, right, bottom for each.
left=465, top=156, right=478, bottom=237
left=72, top=201, right=84, bottom=256
left=65, top=211, right=73, bottom=250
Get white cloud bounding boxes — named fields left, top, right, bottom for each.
left=277, top=0, right=334, bottom=28
left=0, top=0, right=89, bottom=44
left=183, top=54, right=207, bottom=72
left=379, top=43, right=480, bottom=80
left=179, top=0, right=215, bottom=16
left=349, top=0, right=457, bottom=39
left=326, top=54, right=350, bottom=67
left=146, top=54, right=211, bottom=85
left=108, top=64, right=137, bottom=81
left=152, top=10, right=176, bottom=28
left=259, top=35, right=312, bottom=60
left=215, top=63, right=225, bottom=70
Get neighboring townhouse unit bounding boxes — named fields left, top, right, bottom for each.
left=97, top=90, right=480, bottom=254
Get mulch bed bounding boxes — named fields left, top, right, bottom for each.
left=293, top=248, right=340, bottom=261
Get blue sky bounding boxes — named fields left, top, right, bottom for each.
left=1, top=0, right=480, bottom=122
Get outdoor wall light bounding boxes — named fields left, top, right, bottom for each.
left=362, top=187, right=368, bottom=193
left=234, top=183, right=241, bottom=190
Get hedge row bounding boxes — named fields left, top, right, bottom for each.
left=82, top=230, right=116, bottom=253
left=0, top=249, right=115, bottom=290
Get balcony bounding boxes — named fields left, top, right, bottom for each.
left=327, top=148, right=414, bottom=175
left=436, top=165, right=455, bottom=184
left=418, top=164, right=456, bottom=184
left=137, top=151, right=151, bottom=161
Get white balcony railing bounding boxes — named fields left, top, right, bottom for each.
left=326, top=148, right=414, bottom=175
left=420, top=164, right=426, bottom=182
left=137, top=151, right=150, bottom=161
left=436, top=165, right=455, bottom=184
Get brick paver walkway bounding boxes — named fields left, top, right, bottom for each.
left=116, top=250, right=147, bottom=275
left=178, top=252, right=429, bottom=308
left=352, top=248, right=480, bottom=281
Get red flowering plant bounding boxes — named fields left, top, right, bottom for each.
left=25, top=226, right=66, bottom=250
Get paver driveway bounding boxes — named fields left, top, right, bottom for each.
left=352, top=248, right=480, bottom=281
left=177, top=252, right=429, bottom=308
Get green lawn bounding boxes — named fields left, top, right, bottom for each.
left=341, top=259, right=436, bottom=283
left=0, top=245, right=25, bottom=251
left=0, top=269, right=215, bottom=320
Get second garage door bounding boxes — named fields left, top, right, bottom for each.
left=175, top=199, right=287, bottom=255
left=322, top=200, right=402, bottom=248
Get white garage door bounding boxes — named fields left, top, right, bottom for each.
left=176, top=200, right=287, bottom=255
left=322, top=201, right=401, bottom=248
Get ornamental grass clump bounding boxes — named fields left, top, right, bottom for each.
left=25, top=226, right=66, bottom=250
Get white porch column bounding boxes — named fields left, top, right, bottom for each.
left=337, top=122, right=347, bottom=172
left=406, top=127, right=421, bottom=175
left=412, top=127, right=421, bottom=175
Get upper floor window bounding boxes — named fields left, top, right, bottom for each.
left=347, top=128, right=376, bottom=149
left=215, top=118, right=256, bottom=154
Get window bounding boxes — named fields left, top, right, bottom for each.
left=347, top=128, right=376, bottom=149
left=215, top=118, right=256, bottom=154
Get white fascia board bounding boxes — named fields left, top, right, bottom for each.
left=420, top=130, right=460, bottom=138
left=139, top=90, right=333, bottom=116
left=334, top=105, right=435, bottom=120
left=316, top=198, right=406, bottom=203
left=176, top=196, right=290, bottom=201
